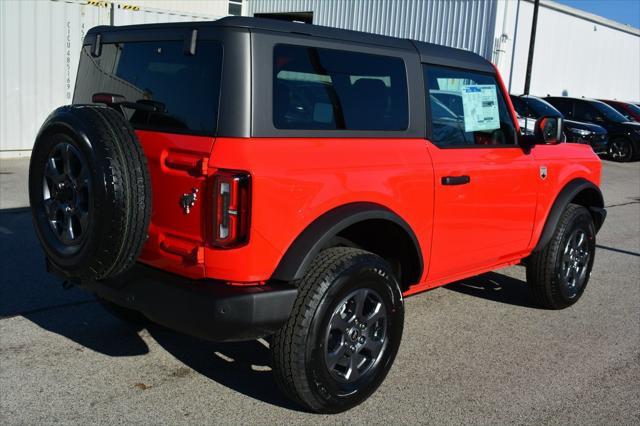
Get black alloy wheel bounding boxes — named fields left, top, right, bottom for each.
left=42, top=141, right=92, bottom=248
left=324, top=288, right=388, bottom=383
left=609, top=138, right=633, bottom=162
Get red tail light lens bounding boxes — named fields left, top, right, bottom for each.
left=213, top=170, right=251, bottom=248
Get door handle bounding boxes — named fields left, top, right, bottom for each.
left=441, top=175, right=470, bottom=186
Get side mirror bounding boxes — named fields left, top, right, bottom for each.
left=519, top=116, right=564, bottom=148
left=536, top=116, right=564, bottom=143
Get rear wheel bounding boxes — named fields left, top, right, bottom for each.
left=526, top=204, right=596, bottom=309
left=271, top=247, right=404, bottom=413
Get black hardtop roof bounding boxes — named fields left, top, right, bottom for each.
left=87, top=16, right=494, bottom=73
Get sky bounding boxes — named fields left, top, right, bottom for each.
left=555, top=0, right=640, bottom=28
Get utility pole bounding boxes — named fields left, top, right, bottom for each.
left=524, top=0, right=540, bottom=95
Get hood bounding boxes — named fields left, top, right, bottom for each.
left=611, top=121, right=640, bottom=132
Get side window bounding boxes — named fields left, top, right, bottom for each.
left=574, top=101, right=598, bottom=122
left=424, top=65, right=516, bottom=147
left=548, top=98, right=572, bottom=117
left=273, top=44, right=408, bottom=131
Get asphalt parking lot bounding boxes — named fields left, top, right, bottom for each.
left=1, top=159, right=639, bottom=425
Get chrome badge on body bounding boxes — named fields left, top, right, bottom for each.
left=180, top=188, right=199, bottom=214
left=540, top=166, right=548, bottom=180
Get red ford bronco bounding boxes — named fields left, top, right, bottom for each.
left=28, top=17, right=606, bottom=413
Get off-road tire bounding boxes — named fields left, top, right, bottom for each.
left=271, top=247, right=404, bottom=413
left=29, top=105, right=151, bottom=282
left=526, top=204, right=596, bottom=309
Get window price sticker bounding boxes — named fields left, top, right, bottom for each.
left=460, top=85, right=500, bottom=132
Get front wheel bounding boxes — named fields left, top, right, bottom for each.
left=526, top=204, right=596, bottom=309
left=271, top=247, right=404, bottom=413
left=609, top=138, right=634, bottom=162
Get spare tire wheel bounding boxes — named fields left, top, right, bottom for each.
left=28, top=105, right=151, bottom=282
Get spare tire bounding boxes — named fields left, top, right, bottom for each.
left=29, top=105, right=151, bottom=282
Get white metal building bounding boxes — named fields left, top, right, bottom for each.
left=0, top=0, right=243, bottom=158
left=246, top=0, right=640, bottom=100
left=1, top=0, right=639, bottom=158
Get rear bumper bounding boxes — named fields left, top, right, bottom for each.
left=80, top=264, right=297, bottom=342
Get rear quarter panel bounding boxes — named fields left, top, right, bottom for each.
left=205, top=137, right=434, bottom=283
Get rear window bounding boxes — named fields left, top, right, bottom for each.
left=273, top=44, right=408, bottom=131
left=74, top=40, right=223, bottom=135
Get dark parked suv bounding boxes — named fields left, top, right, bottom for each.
left=546, top=96, right=640, bottom=162
left=510, top=95, right=608, bottom=155
left=599, top=99, right=640, bottom=122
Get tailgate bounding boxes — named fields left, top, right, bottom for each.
left=137, top=131, right=214, bottom=279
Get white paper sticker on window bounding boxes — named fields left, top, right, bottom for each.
left=460, top=85, right=500, bottom=132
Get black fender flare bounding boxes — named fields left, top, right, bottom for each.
left=271, top=202, right=423, bottom=283
left=532, top=178, right=605, bottom=252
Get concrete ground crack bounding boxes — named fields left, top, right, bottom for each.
left=605, top=200, right=640, bottom=208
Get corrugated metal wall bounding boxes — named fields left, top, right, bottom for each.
left=112, top=4, right=221, bottom=26
left=123, top=1, right=230, bottom=17
left=246, top=0, right=499, bottom=59
left=1, top=0, right=105, bottom=157
left=0, top=0, right=222, bottom=158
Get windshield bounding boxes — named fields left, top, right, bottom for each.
left=74, top=40, right=223, bottom=135
left=592, top=101, right=628, bottom=123
left=625, top=103, right=640, bottom=116
left=523, top=97, right=562, bottom=118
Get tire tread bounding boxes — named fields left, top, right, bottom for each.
left=527, top=203, right=594, bottom=309
left=272, top=247, right=385, bottom=412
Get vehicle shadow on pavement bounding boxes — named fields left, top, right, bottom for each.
left=147, top=326, right=300, bottom=411
left=0, top=208, right=300, bottom=411
left=445, top=271, right=541, bottom=309
left=0, top=208, right=150, bottom=356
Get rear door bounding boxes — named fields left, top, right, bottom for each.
left=423, top=64, right=539, bottom=283
left=74, top=37, right=224, bottom=278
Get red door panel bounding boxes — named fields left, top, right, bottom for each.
left=426, top=143, right=538, bottom=283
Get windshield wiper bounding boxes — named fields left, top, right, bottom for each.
left=92, top=93, right=166, bottom=113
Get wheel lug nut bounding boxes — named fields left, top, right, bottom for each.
left=349, top=345, right=356, bottom=352
left=359, top=323, right=366, bottom=329
left=358, top=336, right=365, bottom=344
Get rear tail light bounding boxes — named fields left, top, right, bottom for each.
left=213, top=170, right=251, bottom=248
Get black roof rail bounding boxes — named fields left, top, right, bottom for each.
left=85, top=16, right=494, bottom=73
